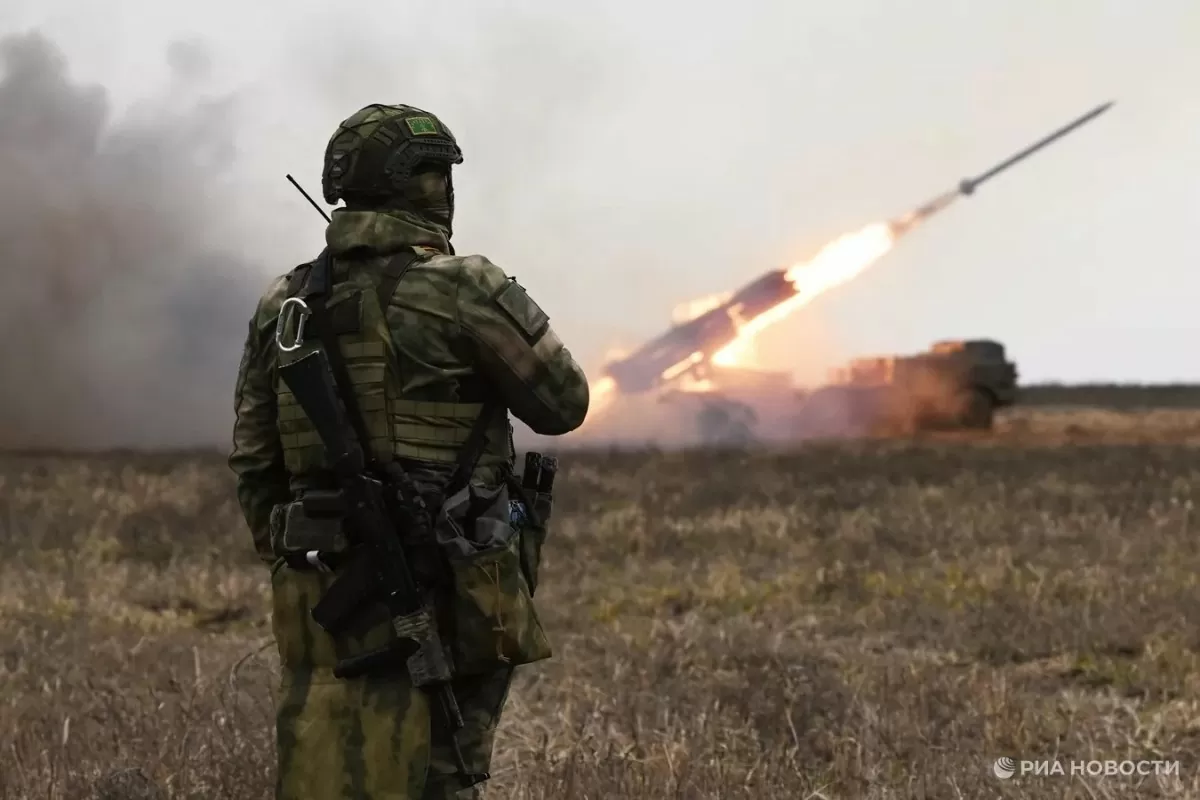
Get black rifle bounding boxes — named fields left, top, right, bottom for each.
left=278, top=346, right=488, bottom=787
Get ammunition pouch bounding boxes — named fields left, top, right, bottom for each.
left=436, top=480, right=551, bottom=676
left=269, top=490, right=353, bottom=571
left=270, top=490, right=376, bottom=633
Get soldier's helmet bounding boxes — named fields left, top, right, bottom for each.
left=321, top=104, right=463, bottom=206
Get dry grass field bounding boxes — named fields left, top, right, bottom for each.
left=3, top=394, right=1200, bottom=799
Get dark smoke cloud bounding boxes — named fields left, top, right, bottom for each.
left=0, top=31, right=264, bottom=449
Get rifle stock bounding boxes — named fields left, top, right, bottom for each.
left=278, top=348, right=363, bottom=472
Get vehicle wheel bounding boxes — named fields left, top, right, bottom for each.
left=793, top=387, right=859, bottom=438
left=960, top=389, right=994, bottom=429
left=695, top=398, right=757, bottom=445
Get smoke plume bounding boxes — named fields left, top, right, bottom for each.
left=0, top=31, right=263, bottom=449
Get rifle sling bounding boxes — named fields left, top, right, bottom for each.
left=303, top=247, right=501, bottom=489
left=305, top=248, right=380, bottom=466
left=447, top=398, right=500, bottom=497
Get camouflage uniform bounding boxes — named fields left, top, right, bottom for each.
left=229, top=104, right=589, bottom=800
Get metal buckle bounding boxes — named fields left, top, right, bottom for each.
left=276, top=297, right=311, bottom=352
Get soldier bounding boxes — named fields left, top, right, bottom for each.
left=229, top=103, right=590, bottom=800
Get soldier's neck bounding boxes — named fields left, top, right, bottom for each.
left=325, top=208, right=451, bottom=256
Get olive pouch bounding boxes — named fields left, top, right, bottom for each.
left=269, top=490, right=351, bottom=559
left=436, top=481, right=551, bottom=676
left=509, top=478, right=553, bottom=597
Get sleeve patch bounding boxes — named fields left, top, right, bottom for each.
left=494, top=279, right=549, bottom=342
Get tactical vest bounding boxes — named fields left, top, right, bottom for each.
left=274, top=248, right=513, bottom=481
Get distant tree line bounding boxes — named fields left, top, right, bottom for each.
left=1018, top=383, right=1200, bottom=409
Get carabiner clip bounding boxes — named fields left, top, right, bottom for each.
left=276, top=297, right=311, bottom=352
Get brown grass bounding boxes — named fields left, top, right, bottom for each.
left=3, top=401, right=1200, bottom=798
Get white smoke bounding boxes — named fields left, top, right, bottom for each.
left=0, top=31, right=264, bottom=448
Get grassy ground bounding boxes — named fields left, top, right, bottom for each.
left=2, top=404, right=1200, bottom=798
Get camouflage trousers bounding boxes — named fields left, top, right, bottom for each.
left=270, top=564, right=514, bottom=800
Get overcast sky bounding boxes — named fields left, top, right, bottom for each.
left=3, top=0, right=1197, bottom=387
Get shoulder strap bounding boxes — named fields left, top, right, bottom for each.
left=446, top=400, right=502, bottom=496
left=296, top=247, right=423, bottom=307
left=375, top=247, right=501, bottom=493
left=376, top=248, right=423, bottom=317
left=286, top=261, right=313, bottom=298
left=303, top=247, right=502, bottom=484
left=304, top=248, right=379, bottom=468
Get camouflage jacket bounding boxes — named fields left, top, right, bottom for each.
left=229, top=208, right=589, bottom=560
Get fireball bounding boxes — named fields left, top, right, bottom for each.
left=712, top=222, right=896, bottom=367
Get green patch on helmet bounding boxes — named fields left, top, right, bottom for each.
left=406, top=116, right=439, bottom=135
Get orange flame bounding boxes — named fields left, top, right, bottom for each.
left=590, top=207, right=936, bottom=410
left=586, top=345, right=633, bottom=419
left=712, top=222, right=897, bottom=366
left=585, top=375, right=618, bottom=419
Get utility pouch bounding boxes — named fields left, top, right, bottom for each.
left=269, top=490, right=351, bottom=560
left=270, top=490, right=383, bottom=635
left=507, top=477, right=552, bottom=597
left=513, top=452, right=557, bottom=596
left=436, top=481, right=551, bottom=677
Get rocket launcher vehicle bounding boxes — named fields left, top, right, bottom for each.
left=600, top=101, right=1113, bottom=395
